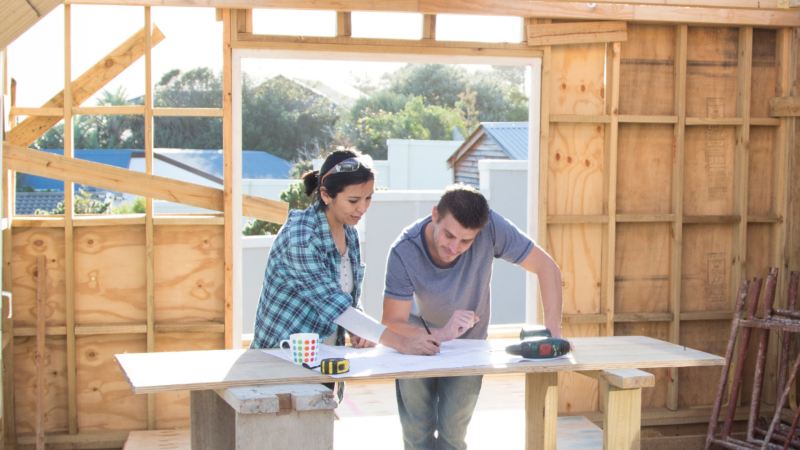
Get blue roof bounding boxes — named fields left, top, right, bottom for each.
left=17, top=149, right=133, bottom=191
left=482, top=122, right=529, bottom=160
left=16, top=148, right=292, bottom=192
left=158, top=150, right=292, bottom=180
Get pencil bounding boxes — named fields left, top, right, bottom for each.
left=420, top=315, right=432, bottom=335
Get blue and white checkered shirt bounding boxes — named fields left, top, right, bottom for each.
left=251, top=205, right=365, bottom=349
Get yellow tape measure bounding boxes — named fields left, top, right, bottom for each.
left=304, top=357, right=350, bottom=375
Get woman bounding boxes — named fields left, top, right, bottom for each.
left=251, top=150, right=439, bottom=355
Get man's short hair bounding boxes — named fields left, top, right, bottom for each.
left=436, top=184, right=489, bottom=229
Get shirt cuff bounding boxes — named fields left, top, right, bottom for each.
left=334, top=307, right=387, bottom=344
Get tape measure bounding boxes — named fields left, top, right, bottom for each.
left=304, top=358, right=350, bottom=375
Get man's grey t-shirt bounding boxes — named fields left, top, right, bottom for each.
left=383, top=210, right=534, bottom=339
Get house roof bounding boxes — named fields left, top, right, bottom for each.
left=15, top=191, right=64, bottom=215
left=447, top=122, right=529, bottom=166
left=17, top=148, right=292, bottom=191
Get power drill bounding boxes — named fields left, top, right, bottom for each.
left=506, top=338, right=571, bottom=359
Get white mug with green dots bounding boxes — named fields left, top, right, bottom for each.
left=280, top=332, right=320, bottom=365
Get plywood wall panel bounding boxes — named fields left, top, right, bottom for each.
left=616, top=124, right=673, bottom=214
left=153, top=332, right=224, bottom=428
left=547, top=124, right=605, bottom=215
left=748, top=127, right=776, bottom=216
left=13, top=336, right=68, bottom=434
left=547, top=225, right=602, bottom=316
left=745, top=225, right=774, bottom=280
left=678, top=321, right=729, bottom=407
left=154, top=225, right=224, bottom=323
left=615, top=322, right=669, bottom=409
left=549, top=44, right=606, bottom=116
left=683, top=126, right=736, bottom=216
left=615, top=224, right=671, bottom=314
left=74, top=226, right=146, bottom=324
left=681, top=225, right=734, bottom=312
left=619, top=24, right=676, bottom=116
left=76, top=335, right=147, bottom=431
left=751, top=29, right=778, bottom=118
left=559, top=324, right=600, bottom=413
left=12, top=228, right=66, bottom=327
left=686, top=27, right=739, bottom=118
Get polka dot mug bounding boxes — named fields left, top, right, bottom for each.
left=279, top=332, right=320, bottom=365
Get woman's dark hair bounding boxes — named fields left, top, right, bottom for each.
left=436, top=184, right=489, bottom=229
left=301, top=150, right=374, bottom=208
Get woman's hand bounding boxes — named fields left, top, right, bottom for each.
left=349, top=333, right=376, bottom=348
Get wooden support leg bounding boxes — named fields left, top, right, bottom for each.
left=525, top=372, right=558, bottom=450
left=601, top=369, right=654, bottom=450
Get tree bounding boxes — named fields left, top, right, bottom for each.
left=389, top=64, right=468, bottom=108
left=154, top=68, right=222, bottom=149
left=37, top=189, right=111, bottom=215
left=112, top=197, right=147, bottom=214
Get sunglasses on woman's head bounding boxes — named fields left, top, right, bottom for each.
left=320, top=156, right=372, bottom=184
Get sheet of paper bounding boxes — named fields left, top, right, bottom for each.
left=262, top=339, right=570, bottom=378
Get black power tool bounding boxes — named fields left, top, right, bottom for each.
left=506, top=338, right=571, bottom=359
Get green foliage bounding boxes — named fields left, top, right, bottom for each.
left=242, top=181, right=313, bottom=235
left=352, top=97, right=466, bottom=158
left=242, top=75, right=339, bottom=161
left=112, top=197, right=147, bottom=214
left=289, top=160, right=313, bottom=179
left=389, top=64, right=467, bottom=108
left=154, top=67, right=223, bottom=149
left=36, top=189, right=111, bottom=215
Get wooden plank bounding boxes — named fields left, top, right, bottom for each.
left=768, top=96, right=800, bottom=117
left=76, top=335, right=146, bottom=431
left=681, top=225, right=734, bottom=313
left=13, top=336, right=68, bottom=435
left=144, top=6, right=156, bottom=430
left=619, top=24, right=675, bottom=116
left=527, top=372, right=559, bottom=450
left=548, top=225, right=603, bottom=320
left=74, top=226, right=146, bottom=325
left=679, top=311, right=733, bottom=321
left=153, top=107, right=223, bottom=117
left=618, top=115, right=677, bottom=124
left=555, top=416, right=602, bottom=450
left=527, top=21, right=626, bottom=46
left=748, top=128, right=776, bottom=218
left=12, top=215, right=225, bottom=227
left=616, top=214, right=674, bottom=223
left=234, top=32, right=543, bottom=58
left=603, top=42, right=621, bottom=337
left=685, top=117, right=744, bottom=126
left=686, top=27, right=739, bottom=119
left=548, top=215, right=608, bottom=224
left=2, top=143, right=289, bottom=224
left=224, top=9, right=236, bottom=349
left=614, top=312, right=672, bottom=322
left=5, top=25, right=165, bottom=147
left=422, top=14, right=435, bottom=40
left=66, top=0, right=800, bottom=26
left=602, top=378, right=644, bottom=449
left=154, top=226, right=225, bottom=324
left=123, top=429, right=190, bottom=450
left=550, top=114, right=610, bottom=123
left=336, top=11, right=351, bottom=38
left=116, top=336, right=724, bottom=395
left=35, top=256, right=46, bottom=450
left=73, top=105, right=145, bottom=116
left=547, top=125, right=605, bottom=215
left=668, top=24, right=687, bottom=412
left=63, top=5, right=78, bottom=434
left=751, top=29, right=777, bottom=118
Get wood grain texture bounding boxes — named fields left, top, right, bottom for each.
left=549, top=44, right=606, bottom=116
left=14, top=336, right=68, bottom=434
left=615, top=323, right=669, bottom=409
left=527, top=21, right=626, bottom=46
left=615, top=224, right=671, bottom=315
left=154, top=226, right=224, bottom=323
left=12, top=228, right=66, bottom=328
left=680, top=225, right=733, bottom=313
left=686, top=27, right=739, bottom=119
left=548, top=225, right=602, bottom=316
left=559, top=324, right=600, bottom=413
left=747, top=127, right=776, bottom=216
left=547, top=124, right=605, bottom=215
left=619, top=24, right=675, bottom=116
left=683, top=126, right=736, bottom=216
left=74, top=226, right=146, bottom=325
left=678, top=321, right=729, bottom=408
left=76, top=335, right=147, bottom=431
left=616, top=124, right=673, bottom=214
left=751, top=29, right=777, bottom=118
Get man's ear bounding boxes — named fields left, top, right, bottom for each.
left=431, top=206, right=439, bottom=222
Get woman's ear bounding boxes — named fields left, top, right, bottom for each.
left=320, top=187, right=331, bottom=206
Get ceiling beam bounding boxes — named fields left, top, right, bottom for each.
left=63, top=0, right=800, bottom=26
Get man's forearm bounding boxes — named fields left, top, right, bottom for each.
left=539, top=263, right=563, bottom=338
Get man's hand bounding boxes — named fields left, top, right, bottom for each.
left=349, top=333, right=376, bottom=348
left=397, top=334, right=441, bottom=355
left=434, top=309, right=479, bottom=341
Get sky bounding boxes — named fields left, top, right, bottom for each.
left=7, top=5, right=526, bottom=108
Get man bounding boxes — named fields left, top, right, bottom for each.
left=382, top=184, right=563, bottom=450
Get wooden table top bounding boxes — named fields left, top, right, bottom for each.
left=116, top=336, right=724, bottom=394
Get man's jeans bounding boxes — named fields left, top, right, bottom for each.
left=395, top=375, right=483, bottom=450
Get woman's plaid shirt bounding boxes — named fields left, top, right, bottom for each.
left=251, top=205, right=365, bottom=348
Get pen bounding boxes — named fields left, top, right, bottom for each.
left=419, top=315, right=432, bottom=335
